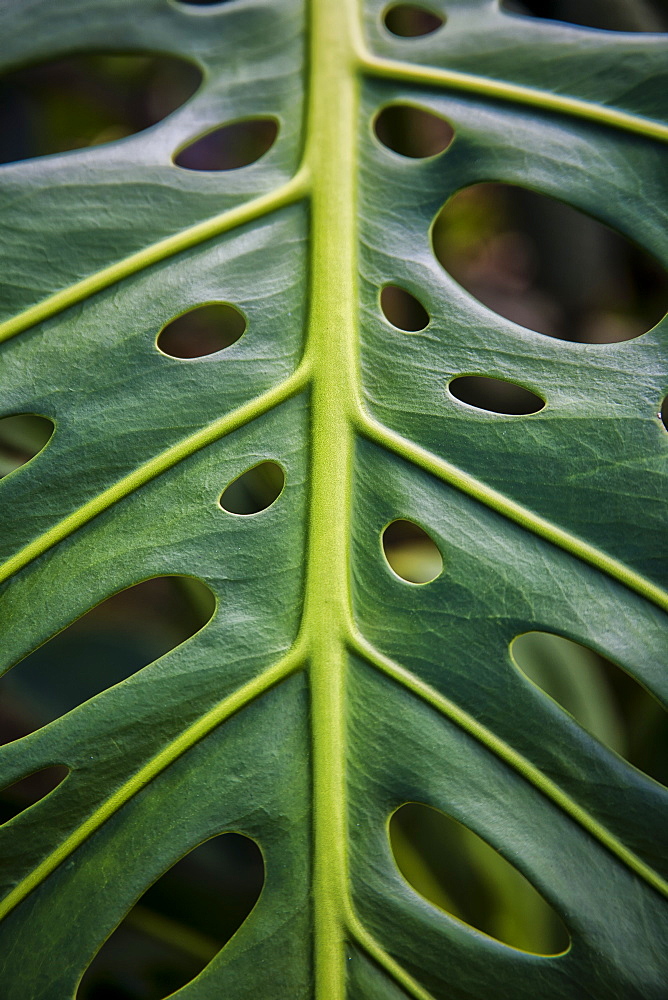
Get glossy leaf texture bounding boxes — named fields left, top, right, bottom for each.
left=0, top=1, right=666, bottom=999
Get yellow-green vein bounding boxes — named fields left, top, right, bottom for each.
left=0, top=643, right=305, bottom=922
left=360, top=53, right=668, bottom=143
left=349, top=629, right=668, bottom=900
left=357, top=412, right=668, bottom=613
left=301, top=0, right=360, bottom=996
left=345, top=903, right=437, bottom=1000
left=0, top=364, right=310, bottom=586
left=0, top=167, right=310, bottom=346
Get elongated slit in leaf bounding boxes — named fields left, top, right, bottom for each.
left=432, top=182, right=668, bottom=342
left=219, top=462, right=285, bottom=514
left=77, top=833, right=264, bottom=1000
left=380, top=285, right=430, bottom=331
left=0, top=576, right=215, bottom=745
left=374, top=104, right=455, bottom=158
left=383, top=4, right=446, bottom=36
left=501, top=0, right=668, bottom=32
left=174, top=118, right=279, bottom=171
left=390, top=802, right=570, bottom=955
left=511, top=632, right=668, bottom=786
left=157, top=303, right=247, bottom=358
left=0, top=54, right=201, bottom=164
left=448, top=375, right=545, bottom=414
left=382, top=519, right=443, bottom=583
left=0, top=764, right=69, bottom=825
left=0, top=413, right=54, bottom=479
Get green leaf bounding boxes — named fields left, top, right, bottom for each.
left=0, top=1, right=667, bottom=998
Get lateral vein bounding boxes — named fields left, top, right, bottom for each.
left=345, top=904, right=437, bottom=1000
left=0, top=644, right=305, bottom=923
left=349, top=629, right=668, bottom=900
left=0, top=365, right=310, bottom=586
left=0, top=167, right=310, bottom=346
left=357, top=412, right=668, bottom=613
left=359, top=53, right=668, bottom=143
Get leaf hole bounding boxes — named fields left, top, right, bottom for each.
left=77, top=832, right=264, bottom=1000
left=383, top=3, right=445, bottom=35
left=374, top=104, right=454, bottom=159
left=382, top=520, right=443, bottom=584
left=512, top=632, right=668, bottom=785
left=219, top=462, right=285, bottom=515
left=380, top=285, right=430, bottom=331
left=0, top=414, right=54, bottom=479
left=0, top=765, right=69, bottom=825
left=0, top=576, right=215, bottom=745
left=390, top=803, right=570, bottom=955
left=174, top=118, right=278, bottom=171
left=0, top=54, right=201, bottom=165
left=449, top=375, right=545, bottom=414
left=157, top=303, right=246, bottom=358
left=433, top=182, right=668, bottom=342
left=659, top=395, right=667, bottom=431
left=502, top=0, right=668, bottom=31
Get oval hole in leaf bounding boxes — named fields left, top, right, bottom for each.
left=0, top=765, right=69, bottom=825
left=157, top=303, right=246, bottom=358
left=390, top=803, right=569, bottom=955
left=382, top=519, right=443, bottom=584
left=502, top=0, right=668, bottom=32
left=380, top=285, right=430, bottom=331
left=0, top=54, right=201, bottom=165
left=512, top=632, right=668, bottom=785
left=660, top=395, right=667, bottom=431
left=174, top=118, right=278, bottom=171
left=432, top=182, right=668, bottom=342
left=374, top=104, right=454, bottom=158
left=77, top=833, right=264, bottom=1000
left=0, top=413, right=54, bottom=479
left=0, top=576, right=215, bottom=745
left=219, top=462, right=285, bottom=515
left=449, top=375, right=545, bottom=414
left=383, top=3, right=445, bottom=35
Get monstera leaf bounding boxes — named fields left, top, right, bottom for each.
left=0, top=1, right=667, bottom=997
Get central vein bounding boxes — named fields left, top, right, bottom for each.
left=302, top=0, right=360, bottom=995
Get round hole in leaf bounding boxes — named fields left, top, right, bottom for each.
left=502, top=0, right=668, bottom=31
left=659, top=395, right=667, bottom=431
left=0, top=576, right=215, bottom=745
left=382, top=519, right=443, bottom=584
left=449, top=375, right=545, bottom=414
left=0, top=54, right=201, bottom=165
left=390, top=803, right=570, bottom=954
left=380, top=285, right=430, bottom=331
left=512, top=632, right=668, bottom=786
left=157, top=303, right=246, bottom=358
left=0, top=765, right=69, bottom=825
left=374, top=104, right=454, bottom=158
left=0, top=413, right=54, bottom=479
left=174, top=118, right=278, bottom=171
left=433, top=182, right=668, bottom=342
left=383, top=3, right=445, bottom=35
left=77, top=833, right=264, bottom=1000
left=219, top=462, right=285, bottom=515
